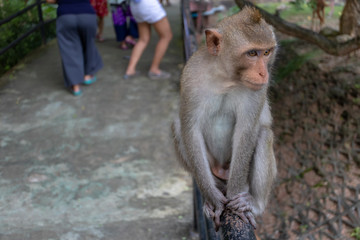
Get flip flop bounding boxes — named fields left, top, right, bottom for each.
left=119, top=44, right=129, bottom=50
left=123, top=71, right=141, bottom=80
left=83, top=76, right=97, bottom=85
left=125, top=39, right=137, bottom=46
left=96, top=35, right=105, bottom=42
left=70, top=88, right=82, bottom=96
left=148, top=71, right=171, bottom=80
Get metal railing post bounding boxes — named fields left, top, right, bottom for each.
left=0, top=1, right=55, bottom=56
left=37, top=0, right=46, bottom=44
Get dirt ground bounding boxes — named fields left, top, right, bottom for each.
left=257, top=30, right=360, bottom=240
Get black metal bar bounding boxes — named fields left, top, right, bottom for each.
left=0, top=18, right=55, bottom=56
left=181, top=0, right=193, bottom=61
left=0, top=2, right=39, bottom=26
left=193, top=180, right=209, bottom=240
left=205, top=213, right=221, bottom=240
left=220, top=210, right=257, bottom=240
left=37, top=0, right=46, bottom=44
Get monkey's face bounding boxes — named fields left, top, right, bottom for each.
left=232, top=46, right=276, bottom=91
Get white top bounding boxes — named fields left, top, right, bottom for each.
left=130, top=0, right=166, bottom=24
left=108, top=0, right=126, bottom=4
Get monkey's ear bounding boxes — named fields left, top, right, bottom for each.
left=205, top=29, right=222, bottom=56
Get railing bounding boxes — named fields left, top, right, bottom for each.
left=0, top=0, right=56, bottom=56
left=180, top=0, right=257, bottom=239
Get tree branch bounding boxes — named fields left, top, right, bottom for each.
left=234, top=0, right=360, bottom=56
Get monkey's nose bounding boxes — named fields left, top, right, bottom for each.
left=259, top=71, right=268, bottom=78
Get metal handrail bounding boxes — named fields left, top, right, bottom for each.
left=0, top=0, right=56, bottom=56
left=181, top=0, right=198, bottom=60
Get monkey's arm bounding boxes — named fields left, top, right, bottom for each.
left=227, top=124, right=276, bottom=228
left=249, top=126, right=276, bottom=215
left=226, top=99, right=277, bottom=227
left=181, top=119, right=228, bottom=198
left=178, top=95, right=228, bottom=228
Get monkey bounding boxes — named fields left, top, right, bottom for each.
left=172, top=6, right=277, bottom=231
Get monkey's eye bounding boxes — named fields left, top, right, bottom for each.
left=247, top=50, right=257, bottom=57
left=264, top=49, right=271, bottom=56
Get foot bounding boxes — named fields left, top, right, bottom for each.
left=148, top=70, right=171, bottom=80
left=83, top=76, right=97, bottom=85
left=203, top=194, right=228, bottom=232
left=125, top=37, right=137, bottom=46
left=71, top=85, right=82, bottom=96
left=123, top=71, right=141, bottom=80
left=119, top=42, right=129, bottom=50
left=226, top=192, right=257, bottom=229
left=96, top=34, right=104, bottom=42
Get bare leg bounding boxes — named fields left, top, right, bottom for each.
left=125, top=22, right=151, bottom=76
left=84, top=74, right=92, bottom=81
left=71, top=84, right=81, bottom=96
left=97, top=17, right=105, bottom=41
left=149, top=17, right=172, bottom=74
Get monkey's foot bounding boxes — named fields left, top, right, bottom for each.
left=203, top=200, right=226, bottom=232
left=227, top=192, right=257, bottom=229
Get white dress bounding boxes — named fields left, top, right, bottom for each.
left=130, top=0, right=167, bottom=24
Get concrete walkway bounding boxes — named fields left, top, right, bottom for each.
left=0, top=2, right=194, bottom=240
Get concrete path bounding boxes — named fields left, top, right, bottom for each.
left=0, top=2, right=194, bottom=240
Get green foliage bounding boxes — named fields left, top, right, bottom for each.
left=227, top=5, right=241, bottom=16
left=0, top=0, right=56, bottom=76
left=256, top=2, right=279, bottom=14
left=351, top=227, right=360, bottom=240
left=300, top=224, right=308, bottom=233
left=307, top=0, right=317, bottom=11
left=258, top=1, right=343, bottom=19
left=275, top=47, right=319, bottom=81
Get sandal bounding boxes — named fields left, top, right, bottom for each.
left=83, top=76, right=97, bottom=85
left=148, top=71, right=171, bottom=80
left=96, top=34, right=105, bottom=42
left=123, top=71, right=141, bottom=80
left=72, top=89, right=82, bottom=96
left=125, top=38, right=137, bottom=46
left=70, top=86, right=82, bottom=96
left=119, top=44, right=129, bottom=50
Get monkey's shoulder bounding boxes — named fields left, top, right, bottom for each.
left=183, top=48, right=214, bottom=74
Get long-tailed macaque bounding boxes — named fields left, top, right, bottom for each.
left=172, top=6, right=277, bottom=231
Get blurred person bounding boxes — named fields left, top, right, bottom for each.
left=90, top=0, right=109, bottom=42
left=124, top=0, right=173, bottom=80
left=46, top=0, right=103, bottom=96
left=160, top=0, right=171, bottom=7
left=109, top=0, right=138, bottom=50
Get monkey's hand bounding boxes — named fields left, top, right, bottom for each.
left=203, top=194, right=228, bottom=231
left=226, top=192, right=257, bottom=229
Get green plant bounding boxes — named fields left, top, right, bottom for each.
left=0, top=0, right=56, bottom=76
left=351, top=227, right=360, bottom=240
left=275, top=49, right=319, bottom=81
left=257, top=1, right=343, bottom=19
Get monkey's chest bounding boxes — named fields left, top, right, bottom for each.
left=203, top=115, right=235, bottom=161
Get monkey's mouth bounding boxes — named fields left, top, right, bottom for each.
left=243, top=80, right=265, bottom=90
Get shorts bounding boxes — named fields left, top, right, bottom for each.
left=90, top=0, right=109, bottom=17
left=130, top=0, right=166, bottom=24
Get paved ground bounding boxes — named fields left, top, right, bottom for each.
left=0, top=2, right=196, bottom=240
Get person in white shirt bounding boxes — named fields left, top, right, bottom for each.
left=124, top=0, right=173, bottom=80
